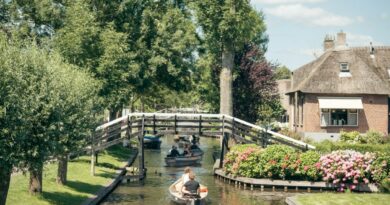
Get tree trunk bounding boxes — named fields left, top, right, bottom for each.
left=29, top=164, right=43, bottom=194
left=220, top=47, right=234, bottom=116
left=109, top=108, right=121, bottom=122
left=56, top=155, right=68, bottom=185
left=0, top=165, right=11, bottom=205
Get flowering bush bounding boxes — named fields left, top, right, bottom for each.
left=320, top=150, right=375, bottom=191
left=223, top=144, right=262, bottom=177
left=371, top=153, right=390, bottom=182
left=258, top=145, right=298, bottom=179
left=299, top=151, right=322, bottom=181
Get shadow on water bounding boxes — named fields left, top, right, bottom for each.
left=101, top=137, right=294, bottom=205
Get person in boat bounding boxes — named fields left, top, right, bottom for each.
left=182, top=144, right=192, bottom=156
left=190, top=142, right=199, bottom=150
left=181, top=172, right=200, bottom=197
left=182, top=167, right=192, bottom=184
left=168, top=145, right=180, bottom=157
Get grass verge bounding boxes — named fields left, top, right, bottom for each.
left=296, top=193, right=390, bottom=205
left=6, top=145, right=135, bottom=205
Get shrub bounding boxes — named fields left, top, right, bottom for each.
left=299, top=151, right=322, bottom=181
left=236, top=148, right=262, bottom=178
left=380, top=178, right=390, bottom=193
left=223, top=150, right=239, bottom=174
left=371, top=153, right=390, bottom=183
left=258, top=145, right=299, bottom=179
left=230, top=144, right=260, bottom=152
left=364, top=130, right=385, bottom=144
left=320, top=150, right=375, bottom=191
left=314, top=140, right=390, bottom=154
left=340, top=131, right=360, bottom=143
left=223, top=144, right=262, bottom=176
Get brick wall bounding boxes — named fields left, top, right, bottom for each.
left=299, top=93, right=388, bottom=135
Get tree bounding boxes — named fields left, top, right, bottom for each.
left=192, top=0, right=268, bottom=116
left=233, top=44, right=282, bottom=123
left=52, top=64, right=100, bottom=185
left=274, top=65, right=291, bottom=80
left=54, top=0, right=100, bottom=71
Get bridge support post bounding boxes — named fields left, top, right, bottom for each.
left=138, top=115, right=146, bottom=180
left=261, top=128, right=268, bottom=148
left=219, top=132, right=229, bottom=168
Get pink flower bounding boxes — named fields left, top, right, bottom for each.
left=304, top=166, right=309, bottom=171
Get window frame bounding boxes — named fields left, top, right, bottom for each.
left=340, top=62, right=349, bottom=72
left=320, top=108, right=359, bottom=127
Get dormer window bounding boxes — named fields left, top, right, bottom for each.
left=340, top=62, right=349, bottom=72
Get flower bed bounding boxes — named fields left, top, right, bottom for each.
left=223, top=144, right=390, bottom=192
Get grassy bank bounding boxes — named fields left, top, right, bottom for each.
left=6, top=145, right=136, bottom=205
left=296, top=193, right=390, bottom=205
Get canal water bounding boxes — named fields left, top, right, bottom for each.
left=101, top=137, right=293, bottom=205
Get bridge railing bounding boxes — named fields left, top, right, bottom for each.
left=92, top=113, right=315, bottom=151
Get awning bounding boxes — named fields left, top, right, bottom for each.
left=318, top=97, right=363, bottom=109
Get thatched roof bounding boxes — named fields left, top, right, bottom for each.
left=289, top=46, right=390, bottom=95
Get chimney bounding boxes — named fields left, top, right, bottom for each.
left=323, top=34, right=335, bottom=51
left=336, top=31, right=347, bottom=48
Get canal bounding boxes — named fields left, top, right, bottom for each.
left=101, top=137, right=293, bottom=205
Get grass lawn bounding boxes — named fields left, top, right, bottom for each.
left=296, top=193, right=390, bottom=205
left=6, top=145, right=136, bottom=205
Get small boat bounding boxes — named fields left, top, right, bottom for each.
left=169, top=178, right=208, bottom=205
left=165, top=155, right=202, bottom=167
left=191, top=148, right=204, bottom=158
left=143, top=135, right=162, bottom=149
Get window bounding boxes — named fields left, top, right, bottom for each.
left=320, top=109, right=330, bottom=126
left=340, top=62, right=349, bottom=72
left=320, top=109, right=358, bottom=127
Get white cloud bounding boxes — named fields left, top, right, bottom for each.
left=346, top=33, right=383, bottom=47
left=356, top=16, right=364, bottom=23
left=252, top=0, right=324, bottom=4
left=265, top=4, right=354, bottom=26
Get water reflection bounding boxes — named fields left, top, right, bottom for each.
left=101, top=136, right=293, bottom=205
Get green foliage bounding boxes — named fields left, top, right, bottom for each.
left=340, top=130, right=385, bottom=144
left=364, top=130, right=385, bottom=144
left=223, top=145, right=262, bottom=177
left=371, top=153, right=390, bottom=183
left=54, top=0, right=100, bottom=70
left=230, top=144, right=260, bottom=152
left=314, top=140, right=390, bottom=154
left=340, top=131, right=360, bottom=143
left=299, top=151, right=322, bottom=181
left=257, top=145, right=299, bottom=179
left=7, top=145, right=134, bottom=205
left=380, top=178, right=390, bottom=193
left=274, top=65, right=291, bottom=80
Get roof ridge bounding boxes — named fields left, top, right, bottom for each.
left=295, top=51, right=333, bottom=91
left=351, top=46, right=390, bottom=50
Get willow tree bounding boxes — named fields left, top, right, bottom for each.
left=192, top=0, right=267, bottom=115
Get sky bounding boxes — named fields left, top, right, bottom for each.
left=251, top=0, right=390, bottom=70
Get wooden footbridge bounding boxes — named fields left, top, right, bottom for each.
left=89, top=113, right=315, bottom=178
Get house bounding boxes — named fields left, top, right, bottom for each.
left=286, top=31, right=390, bottom=141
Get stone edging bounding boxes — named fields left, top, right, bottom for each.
left=214, top=168, right=379, bottom=192
left=285, top=196, right=301, bottom=205
left=81, top=148, right=139, bottom=205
